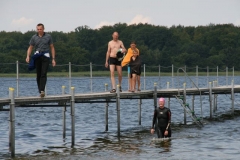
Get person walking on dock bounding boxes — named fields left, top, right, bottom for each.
left=151, top=97, right=171, bottom=138
left=105, top=32, right=126, bottom=93
left=25, top=23, right=56, bottom=97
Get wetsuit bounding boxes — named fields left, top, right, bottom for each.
left=152, top=107, right=171, bottom=138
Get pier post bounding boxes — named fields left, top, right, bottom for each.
left=183, top=83, right=187, bottom=125
left=231, top=80, right=234, bottom=114
left=168, top=97, right=170, bottom=109
left=9, top=88, right=15, bottom=158
left=144, top=64, right=146, bottom=90
left=196, top=65, right=198, bottom=87
left=62, top=86, right=66, bottom=139
left=172, top=64, right=174, bottom=88
left=209, top=82, right=213, bottom=119
left=70, top=87, right=75, bottom=147
left=207, top=66, right=209, bottom=88
left=213, top=81, right=217, bottom=112
left=90, top=62, right=92, bottom=92
left=138, top=99, right=142, bottom=125
left=69, top=62, right=72, bottom=94
left=105, top=84, right=109, bottom=131
left=226, top=67, right=228, bottom=86
left=116, top=85, right=120, bottom=137
left=16, top=61, right=19, bottom=97
left=154, top=83, right=157, bottom=109
left=158, top=65, right=161, bottom=89
left=167, top=82, right=170, bottom=89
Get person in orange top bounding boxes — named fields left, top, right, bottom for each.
left=122, top=41, right=141, bottom=91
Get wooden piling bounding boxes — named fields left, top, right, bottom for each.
left=9, top=88, right=15, bottom=158
left=70, top=87, right=75, bottom=147
left=116, top=85, right=120, bottom=137
left=105, top=83, right=109, bottom=131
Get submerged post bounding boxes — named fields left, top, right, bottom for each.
left=9, top=88, right=15, bottom=158
left=70, top=87, right=75, bottom=147
left=183, top=83, right=187, bottom=125
left=231, top=80, right=234, bottom=114
left=16, top=61, right=19, bottom=97
left=209, top=82, right=213, bottom=119
left=116, top=85, right=120, bottom=137
left=105, top=83, right=109, bottom=131
left=138, top=99, right=142, bottom=125
left=62, top=86, right=66, bottom=139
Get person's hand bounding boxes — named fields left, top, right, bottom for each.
left=151, top=128, right=155, bottom=134
left=52, top=59, right=56, bottom=67
left=122, top=48, right=126, bottom=53
left=26, top=56, right=30, bottom=63
left=105, top=62, right=108, bottom=68
left=164, top=130, right=168, bottom=136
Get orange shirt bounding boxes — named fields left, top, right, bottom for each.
left=121, top=48, right=140, bottom=67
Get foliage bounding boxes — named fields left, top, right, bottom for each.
left=0, top=23, right=240, bottom=73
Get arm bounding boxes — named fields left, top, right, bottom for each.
left=151, top=109, right=157, bottom=134
left=50, top=44, right=56, bottom=67
left=120, top=41, right=126, bottom=53
left=26, top=45, right=34, bottom=63
left=164, top=109, right=171, bottom=136
left=105, top=42, right=111, bottom=68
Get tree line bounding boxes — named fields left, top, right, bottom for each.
left=0, top=23, right=240, bottom=73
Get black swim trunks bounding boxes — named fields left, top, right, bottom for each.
left=109, top=57, right=121, bottom=66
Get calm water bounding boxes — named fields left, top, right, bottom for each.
left=1, top=76, right=240, bottom=160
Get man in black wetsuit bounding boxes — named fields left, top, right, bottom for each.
left=151, top=97, right=171, bottom=138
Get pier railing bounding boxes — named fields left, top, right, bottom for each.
left=0, top=61, right=235, bottom=97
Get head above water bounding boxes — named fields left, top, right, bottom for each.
left=158, top=97, right=165, bottom=108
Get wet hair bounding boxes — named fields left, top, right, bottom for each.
left=133, top=49, right=139, bottom=54
left=37, top=23, right=44, bottom=29
left=131, top=41, right=136, bottom=45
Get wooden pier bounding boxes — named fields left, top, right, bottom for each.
left=0, top=82, right=239, bottom=157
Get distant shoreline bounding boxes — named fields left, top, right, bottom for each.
left=0, top=71, right=236, bottom=77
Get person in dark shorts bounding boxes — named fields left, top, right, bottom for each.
left=105, top=32, right=126, bottom=93
left=129, top=49, right=141, bottom=92
left=151, top=97, right=172, bottom=138
left=25, top=23, right=56, bottom=97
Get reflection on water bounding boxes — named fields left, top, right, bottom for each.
left=1, top=77, right=240, bottom=159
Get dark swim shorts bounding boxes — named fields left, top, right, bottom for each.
left=109, top=57, right=121, bottom=66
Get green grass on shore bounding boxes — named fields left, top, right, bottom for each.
left=0, top=71, right=237, bottom=77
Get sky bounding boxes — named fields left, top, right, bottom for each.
left=0, top=0, right=239, bottom=33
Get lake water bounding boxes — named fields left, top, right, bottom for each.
left=1, top=76, right=240, bottom=160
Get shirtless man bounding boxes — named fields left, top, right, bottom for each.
left=105, top=32, right=126, bottom=93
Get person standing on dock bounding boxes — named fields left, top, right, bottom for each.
left=151, top=97, right=171, bottom=138
left=129, top=49, right=141, bottom=92
left=122, top=41, right=141, bottom=92
left=25, top=23, right=56, bottom=97
left=105, top=32, right=126, bottom=93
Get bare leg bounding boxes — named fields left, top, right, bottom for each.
left=137, top=75, right=141, bottom=90
left=129, top=74, right=132, bottom=91
left=109, top=65, right=116, bottom=89
left=132, top=74, right=137, bottom=91
left=116, top=65, right=122, bottom=86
